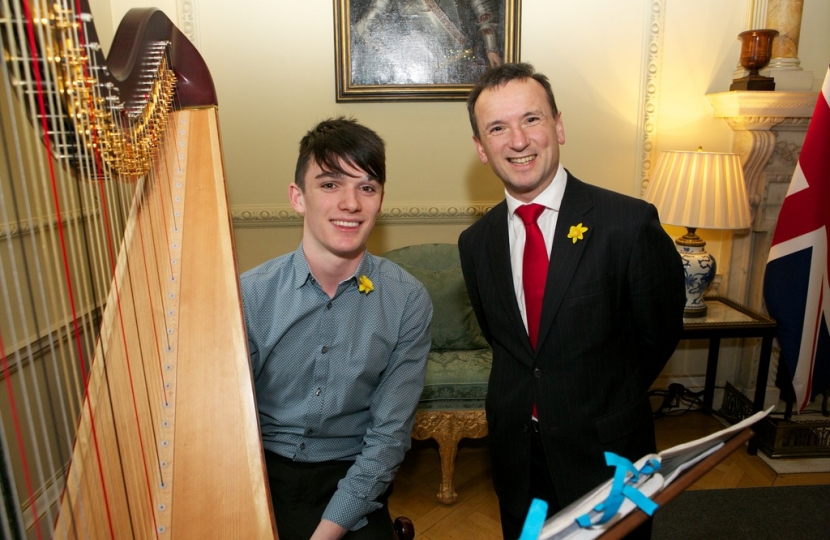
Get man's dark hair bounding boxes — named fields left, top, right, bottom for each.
left=466, top=62, right=559, bottom=138
left=294, top=117, right=386, bottom=189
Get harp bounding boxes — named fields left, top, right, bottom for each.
left=0, top=1, right=277, bottom=538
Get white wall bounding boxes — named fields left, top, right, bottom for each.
left=87, top=0, right=829, bottom=398
left=90, top=0, right=828, bottom=271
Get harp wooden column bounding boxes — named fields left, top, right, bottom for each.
left=170, top=108, right=275, bottom=539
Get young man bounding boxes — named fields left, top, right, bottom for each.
left=241, top=118, right=432, bottom=540
left=458, top=63, right=686, bottom=539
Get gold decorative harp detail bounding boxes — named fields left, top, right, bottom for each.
left=0, top=2, right=277, bottom=538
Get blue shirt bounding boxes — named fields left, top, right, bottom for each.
left=240, top=245, right=432, bottom=530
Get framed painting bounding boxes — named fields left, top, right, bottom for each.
left=334, top=0, right=521, bottom=102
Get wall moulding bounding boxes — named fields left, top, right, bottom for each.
left=773, top=140, right=802, bottom=165
left=177, top=0, right=199, bottom=45
left=636, top=0, right=667, bottom=196
left=707, top=90, right=818, bottom=211
left=0, top=210, right=95, bottom=241
left=231, top=202, right=498, bottom=228
left=706, top=90, right=818, bottom=119
left=1, top=308, right=101, bottom=378
left=733, top=130, right=778, bottom=209
left=722, top=116, right=813, bottom=132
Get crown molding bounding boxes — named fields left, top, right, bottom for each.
left=231, top=202, right=497, bottom=228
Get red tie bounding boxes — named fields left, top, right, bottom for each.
left=515, top=204, right=549, bottom=350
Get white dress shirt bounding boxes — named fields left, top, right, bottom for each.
left=505, top=163, right=568, bottom=332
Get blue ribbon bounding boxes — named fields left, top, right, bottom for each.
left=576, top=452, right=661, bottom=529
left=518, top=498, right=548, bottom=540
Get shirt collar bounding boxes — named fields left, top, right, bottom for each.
left=292, top=243, right=313, bottom=289
left=506, top=163, right=567, bottom=217
left=291, top=242, right=374, bottom=290
left=352, top=252, right=374, bottom=284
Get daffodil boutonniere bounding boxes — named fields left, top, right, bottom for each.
left=567, top=223, right=589, bottom=244
left=358, top=275, right=374, bottom=295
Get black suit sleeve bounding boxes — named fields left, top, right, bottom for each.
left=628, top=203, right=687, bottom=383
left=458, top=230, right=493, bottom=345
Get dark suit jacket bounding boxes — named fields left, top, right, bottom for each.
left=458, top=172, right=686, bottom=519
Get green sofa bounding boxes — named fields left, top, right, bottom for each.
left=384, top=243, right=492, bottom=504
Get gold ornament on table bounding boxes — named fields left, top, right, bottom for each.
left=730, top=29, right=779, bottom=91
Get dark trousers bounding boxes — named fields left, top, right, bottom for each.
left=499, top=424, right=561, bottom=539
left=498, top=426, right=652, bottom=540
left=264, top=450, right=394, bottom=540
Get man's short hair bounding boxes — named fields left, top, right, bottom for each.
left=294, top=117, right=386, bottom=189
left=466, top=62, right=559, bottom=138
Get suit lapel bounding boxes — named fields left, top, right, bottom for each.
left=484, top=202, right=533, bottom=358
left=536, top=175, right=594, bottom=349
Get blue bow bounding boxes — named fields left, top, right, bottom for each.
left=576, top=452, right=661, bottom=528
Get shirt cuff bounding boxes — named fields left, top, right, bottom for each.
left=322, top=488, right=381, bottom=531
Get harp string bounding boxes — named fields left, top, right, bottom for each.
left=28, top=4, right=119, bottom=536
left=2, top=4, right=71, bottom=536
left=2, top=0, right=179, bottom=536
left=70, top=5, right=174, bottom=537
left=6, top=3, right=109, bottom=537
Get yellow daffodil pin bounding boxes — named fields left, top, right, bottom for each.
left=567, top=223, right=589, bottom=244
left=358, top=275, right=374, bottom=295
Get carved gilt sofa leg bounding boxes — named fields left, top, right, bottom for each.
left=434, top=431, right=462, bottom=504
left=411, top=409, right=489, bottom=504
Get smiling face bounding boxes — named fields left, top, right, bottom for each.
left=472, top=77, right=566, bottom=203
left=289, top=157, right=384, bottom=269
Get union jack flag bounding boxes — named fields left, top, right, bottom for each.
left=763, top=65, right=830, bottom=413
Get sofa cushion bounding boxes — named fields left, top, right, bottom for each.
left=418, top=348, right=492, bottom=410
left=383, top=243, right=489, bottom=351
left=401, top=265, right=489, bottom=350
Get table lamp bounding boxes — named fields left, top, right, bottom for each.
left=643, top=149, right=751, bottom=317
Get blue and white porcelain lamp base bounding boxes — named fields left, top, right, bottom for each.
left=676, top=228, right=716, bottom=318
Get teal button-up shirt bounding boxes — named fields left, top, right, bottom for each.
left=241, top=244, right=432, bottom=530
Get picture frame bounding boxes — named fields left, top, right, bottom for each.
left=334, top=0, right=521, bottom=102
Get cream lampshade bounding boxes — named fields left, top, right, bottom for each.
left=644, top=149, right=751, bottom=317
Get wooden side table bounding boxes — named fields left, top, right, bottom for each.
left=681, top=295, right=776, bottom=453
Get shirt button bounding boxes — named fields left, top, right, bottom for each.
left=327, top=302, right=332, bottom=310
left=321, top=346, right=329, bottom=354
left=307, top=428, right=313, bottom=435
left=315, top=388, right=322, bottom=396
left=533, top=368, right=542, bottom=378
left=299, top=443, right=305, bottom=450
